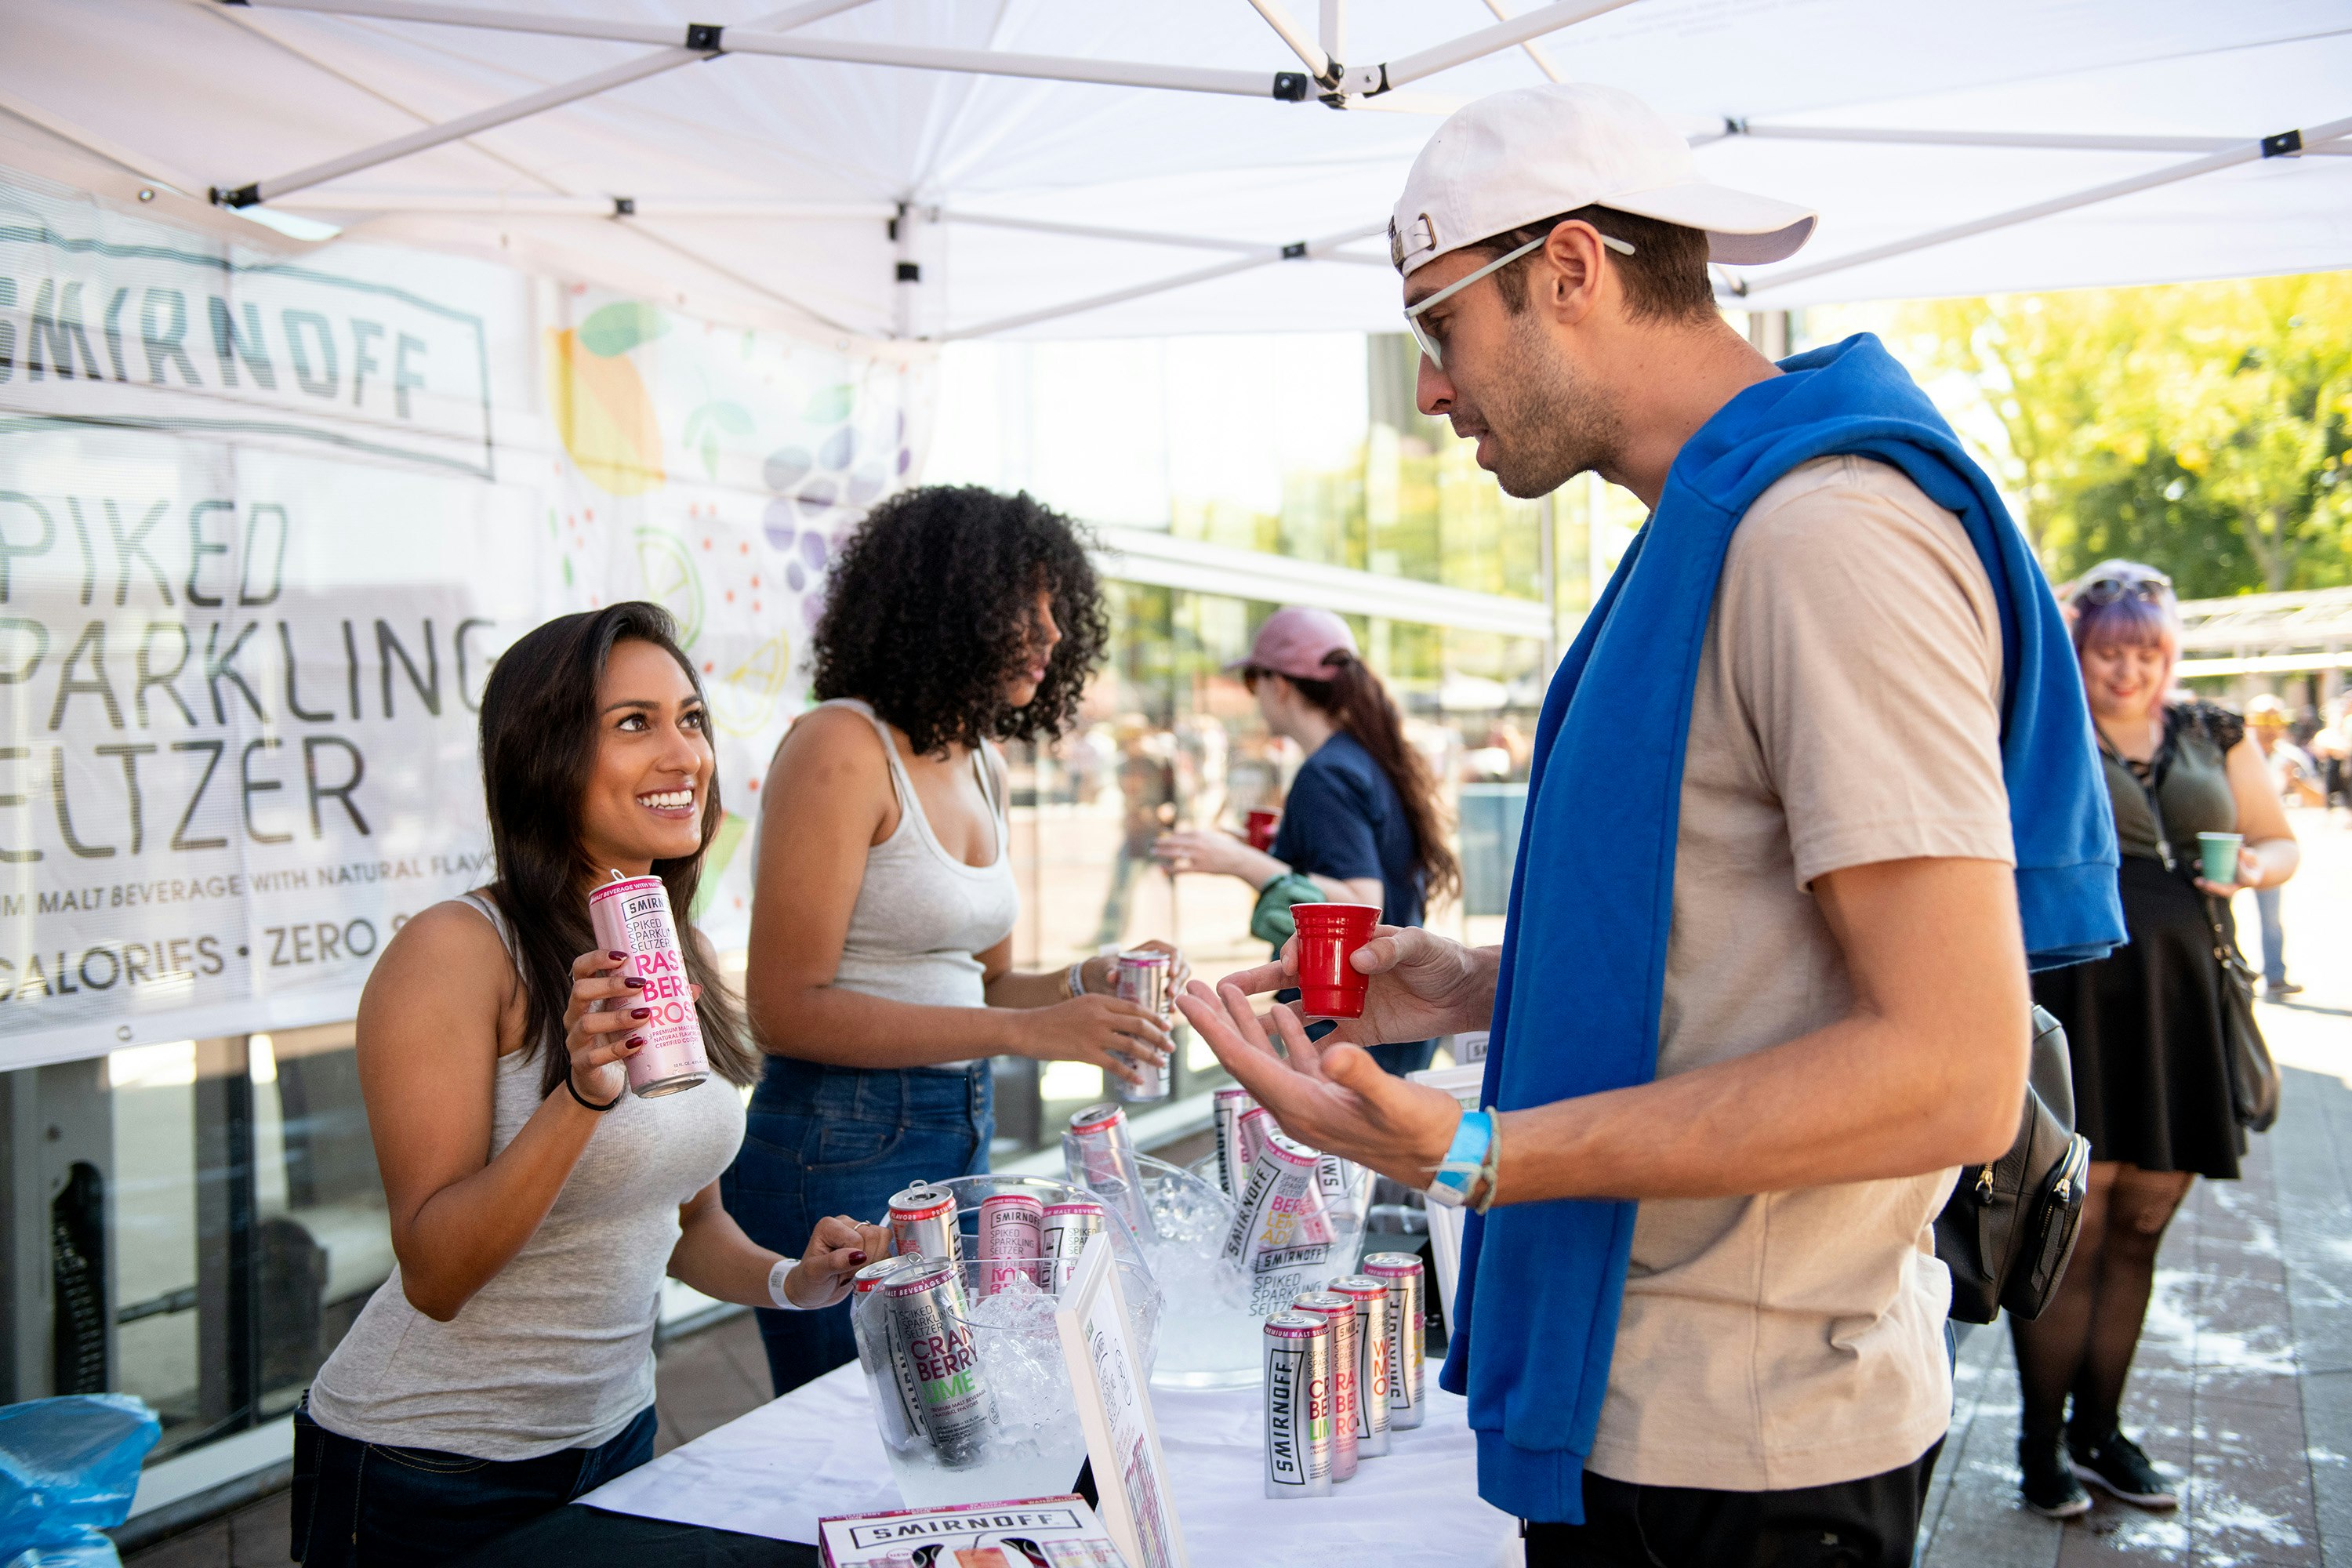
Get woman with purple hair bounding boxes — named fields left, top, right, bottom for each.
left=2010, top=561, right=2299, bottom=1519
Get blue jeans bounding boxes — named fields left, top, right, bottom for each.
left=2255, top=886, right=2286, bottom=986
left=289, top=1398, right=655, bottom=1566
left=721, top=1055, right=994, bottom=1396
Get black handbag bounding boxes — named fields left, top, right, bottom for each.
left=2128, top=731, right=2281, bottom=1133
left=2208, top=914, right=2280, bottom=1131
left=1936, top=1003, right=2092, bottom=1324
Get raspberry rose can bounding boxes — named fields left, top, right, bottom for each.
left=587, top=874, right=709, bottom=1098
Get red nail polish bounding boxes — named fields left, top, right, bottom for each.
left=609, top=950, right=627, bottom=961
left=848, top=1250, right=868, bottom=1264
left=625, top=976, right=645, bottom=988
left=631, top=1007, right=651, bottom=1019
left=626, top=1035, right=645, bottom=1049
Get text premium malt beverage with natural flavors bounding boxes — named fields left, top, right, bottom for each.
left=587, top=873, right=709, bottom=1098
left=1262, top=1310, right=1334, bottom=1499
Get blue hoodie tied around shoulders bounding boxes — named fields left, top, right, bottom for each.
left=1436, top=333, right=2124, bottom=1524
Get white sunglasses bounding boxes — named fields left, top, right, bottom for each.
left=1403, top=230, right=1637, bottom=369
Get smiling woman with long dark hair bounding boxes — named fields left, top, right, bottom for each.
left=292, top=602, right=887, bottom=1566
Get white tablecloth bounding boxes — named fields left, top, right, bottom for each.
left=580, top=1361, right=1521, bottom=1566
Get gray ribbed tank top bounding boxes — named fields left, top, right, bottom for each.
left=306, top=892, right=746, bottom=1460
left=818, top=699, right=1019, bottom=1069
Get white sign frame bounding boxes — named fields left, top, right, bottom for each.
left=1054, top=1233, right=1188, bottom=1568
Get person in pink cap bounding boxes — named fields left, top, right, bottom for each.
left=1154, top=604, right=1458, bottom=1075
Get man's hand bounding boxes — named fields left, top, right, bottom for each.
left=1176, top=979, right=1466, bottom=1189
left=1218, top=925, right=1499, bottom=1051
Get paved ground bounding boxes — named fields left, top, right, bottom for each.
left=1923, top=804, right=2352, bottom=1566
left=126, top=807, right=2352, bottom=1566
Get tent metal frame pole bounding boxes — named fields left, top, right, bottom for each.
left=1370, top=0, right=1638, bottom=92
left=1748, top=112, right=2352, bottom=293
left=940, top=220, right=1385, bottom=340
left=271, top=193, right=898, bottom=217
left=1479, top=0, right=1564, bottom=82
left=229, top=0, right=1308, bottom=100
left=1246, top=0, right=1336, bottom=85
left=0, top=86, right=202, bottom=194
left=1318, top=0, right=1345, bottom=61
left=219, top=0, right=877, bottom=205
left=936, top=209, right=1377, bottom=263
left=1717, top=121, right=2352, bottom=157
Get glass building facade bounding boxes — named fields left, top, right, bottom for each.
left=0, top=328, right=1639, bottom=1508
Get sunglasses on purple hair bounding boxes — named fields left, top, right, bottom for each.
left=2074, top=572, right=2172, bottom=606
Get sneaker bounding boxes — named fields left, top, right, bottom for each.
left=2266, top=980, right=2304, bottom=1001
left=2019, top=1436, right=2092, bottom=1518
left=2070, top=1428, right=2179, bottom=1510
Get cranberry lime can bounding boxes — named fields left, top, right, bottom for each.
left=1329, top=1275, right=1393, bottom=1457
left=587, top=874, right=707, bottom=1098
left=1291, top=1290, right=1360, bottom=1480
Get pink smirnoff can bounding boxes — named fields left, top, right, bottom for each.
left=977, top=1192, right=1045, bottom=1294
left=586, top=874, right=708, bottom=1098
left=1212, top=1087, right=1257, bottom=1197
left=1329, top=1275, right=1393, bottom=1457
left=1290, top=1290, right=1360, bottom=1481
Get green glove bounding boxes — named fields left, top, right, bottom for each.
left=1250, top=873, right=1327, bottom=947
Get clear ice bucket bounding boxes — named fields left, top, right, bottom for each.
left=854, top=1252, right=1160, bottom=1509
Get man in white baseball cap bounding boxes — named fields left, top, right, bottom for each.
left=1183, top=82, right=2127, bottom=1565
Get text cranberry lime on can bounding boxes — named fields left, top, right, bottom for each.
left=587, top=873, right=707, bottom=1098
left=1290, top=1291, right=1360, bottom=1481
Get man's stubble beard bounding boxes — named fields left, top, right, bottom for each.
left=1477, top=307, right=1624, bottom=499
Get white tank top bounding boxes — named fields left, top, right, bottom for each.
left=816, top=699, right=1020, bottom=1069
left=307, top=892, right=746, bottom=1460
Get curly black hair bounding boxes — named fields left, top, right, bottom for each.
left=811, top=486, right=1108, bottom=756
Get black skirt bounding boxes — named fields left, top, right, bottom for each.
left=2031, top=854, right=2247, bottom=1179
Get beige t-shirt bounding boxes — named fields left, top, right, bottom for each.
left=1582, top=456, right=2014, bottom=1493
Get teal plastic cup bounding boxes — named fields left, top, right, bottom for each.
left=2196, top=832, right=2243, bottom=886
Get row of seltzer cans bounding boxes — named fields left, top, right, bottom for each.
left=1262, top=1253, right=1427, bottom=1498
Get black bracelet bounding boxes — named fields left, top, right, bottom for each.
left=566, top=1072, right=624, bottom=1112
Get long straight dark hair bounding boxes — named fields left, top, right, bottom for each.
left=477, top=602, right=757, bottom=1094
left=1287, top=652, right=1462, bottom=906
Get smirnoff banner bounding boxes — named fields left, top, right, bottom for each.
left=0, top=166, right=933, bottom=1071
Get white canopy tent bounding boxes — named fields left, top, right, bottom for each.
left=2, top=0, right=2347, bottom=344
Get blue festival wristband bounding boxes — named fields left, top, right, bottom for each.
left=1425, top=1109, right=1492, bottom=1208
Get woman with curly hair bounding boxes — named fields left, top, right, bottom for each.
left=724, top=486, right=1180, bottom=1396
left=2009, top=562, right=2297, bottom=1519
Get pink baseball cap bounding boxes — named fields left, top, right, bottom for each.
left=1227, top=606, right=1358, bottom=681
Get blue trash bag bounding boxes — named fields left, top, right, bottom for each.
left=0, top=1394, right=161, bottom=1568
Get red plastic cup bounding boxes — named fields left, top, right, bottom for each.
left=1292, top=902, right=1380, bottom=1019
left=1246, top=808, right=1280, bottom=851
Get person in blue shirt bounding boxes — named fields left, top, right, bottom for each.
left=1155, top=605, right=1459, bottom=1076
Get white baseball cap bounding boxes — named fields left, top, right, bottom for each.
left=1390, top=82, right=1817, bottom=276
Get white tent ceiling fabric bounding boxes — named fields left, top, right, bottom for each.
left=4, top=0, right=2349, bottom=343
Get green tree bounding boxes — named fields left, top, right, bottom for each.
left=1897, top=275, right=2352, bottom=597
